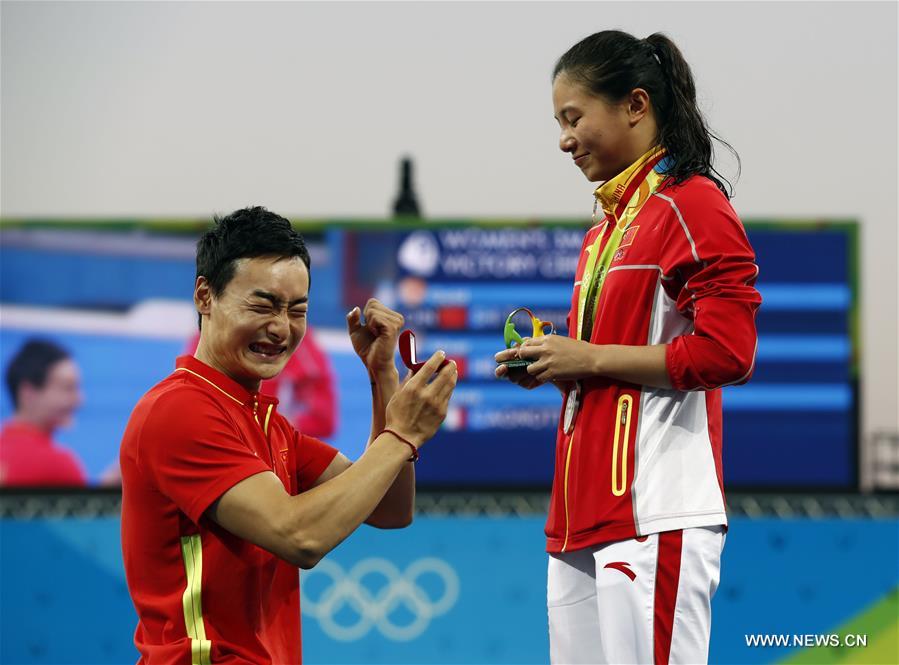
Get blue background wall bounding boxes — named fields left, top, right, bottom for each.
left=1, top=516, right=895, bottom=664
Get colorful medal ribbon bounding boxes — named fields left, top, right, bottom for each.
left=576, top=147, right=669, bottom=341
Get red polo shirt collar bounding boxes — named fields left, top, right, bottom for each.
left=173, top=355, right=279, bottom=410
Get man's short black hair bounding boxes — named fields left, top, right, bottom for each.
left=196, top=206, right=311, bottom=299
left=5, top=339, right=71, bottom=409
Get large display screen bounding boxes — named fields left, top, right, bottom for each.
left=0, top=220, right=858, bottom=489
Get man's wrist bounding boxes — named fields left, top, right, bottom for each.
left=369, top=367, right=399, bottom=386
left=378, top=428, right=420, bottom=461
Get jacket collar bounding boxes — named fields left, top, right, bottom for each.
left=593, top=145, right=668, bottom=222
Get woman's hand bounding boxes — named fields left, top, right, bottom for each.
left=516, top=335, right=598, bottom=383
left=494, top=344, right=544, bottom=390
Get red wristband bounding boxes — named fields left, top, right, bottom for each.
left=379, top=428, right=419, bottom=462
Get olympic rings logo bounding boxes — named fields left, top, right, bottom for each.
left=301, top=557, right=460, bottom=642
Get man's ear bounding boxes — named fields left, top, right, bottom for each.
left=194, top=276, right=213, bottom=317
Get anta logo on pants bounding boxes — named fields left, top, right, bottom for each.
left=604, top=562, right=637, bottom=581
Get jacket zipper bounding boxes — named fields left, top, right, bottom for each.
left=561, top=430, right=576, bottom=552
left=612, top=395, right=633, bottom=497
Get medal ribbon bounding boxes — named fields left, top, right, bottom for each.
left=575, top=147, right=669, bottom=341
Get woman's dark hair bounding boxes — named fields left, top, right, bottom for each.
left=554, top=30, right=739, bottom=197
left=195, top=206, right=311, bottom=327
left=5, top=339, right=71, bottom=409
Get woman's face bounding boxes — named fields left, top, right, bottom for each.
left=552, top=73, right=638, bottom=183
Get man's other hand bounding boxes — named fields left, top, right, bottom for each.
left=346, top=299, right=404, bottom=376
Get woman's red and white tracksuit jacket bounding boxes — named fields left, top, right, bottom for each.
left=546, top=173, right=762, bottom=554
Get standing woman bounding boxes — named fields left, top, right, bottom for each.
left=495, top=30, right=761, bottom=664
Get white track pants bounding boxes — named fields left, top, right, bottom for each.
left=547, top=526, right=725, bottom=665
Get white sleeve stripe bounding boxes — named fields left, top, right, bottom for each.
left=607, top=264, right=677, bottom=280
left=607, top=264, right=664, bottom=274
left=654, top=192, right=701, bottom=264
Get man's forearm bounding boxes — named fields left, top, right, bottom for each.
left=366, top=368, right=415, bottom=527
left=368, top=368, right=398, bottom=441
left=209, top=434, right=410, bottom=569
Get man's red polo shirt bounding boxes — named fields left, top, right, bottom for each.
left=120, top=355, right=338, bottom=664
